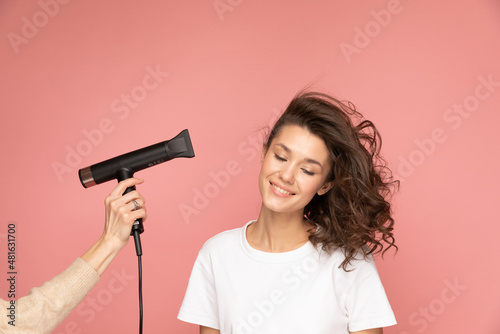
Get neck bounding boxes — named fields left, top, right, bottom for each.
left=247, top=206, right=312, bottom=253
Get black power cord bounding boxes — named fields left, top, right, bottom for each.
left=133, top=230, right=143, bottom=334
left=138, top=255, right=143, bottom=334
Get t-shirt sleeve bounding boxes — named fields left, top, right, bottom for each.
left=344, top=256, right=397, bottom=332
left=177, top=245, right=220, bottom=330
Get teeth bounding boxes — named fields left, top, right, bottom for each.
left=272, top=183, right=292, bottom=195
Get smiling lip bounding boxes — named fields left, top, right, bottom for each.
left=269, top=181, right=295, bottom=197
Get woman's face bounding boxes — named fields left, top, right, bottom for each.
left=259, top=125, right=333, bottom=216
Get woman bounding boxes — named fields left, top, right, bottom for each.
left=178, top=92, right=398, bottom=333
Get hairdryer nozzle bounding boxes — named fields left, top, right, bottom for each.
left=165, top=129, right=195, bottom=160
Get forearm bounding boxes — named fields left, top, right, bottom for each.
left=80, top=235, right=125, bottom=276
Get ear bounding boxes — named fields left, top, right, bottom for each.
left=317, top=181, right=333, bottom=196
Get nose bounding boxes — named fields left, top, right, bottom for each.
left=279, top=163, right=295, bottom=184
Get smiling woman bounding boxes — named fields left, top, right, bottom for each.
left=264, top=92, right=398, bottom=269
left=177, top=91, right=398, bottom=334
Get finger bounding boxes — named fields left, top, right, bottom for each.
left=111, top=203, right=147, bottom=229
left=128, top=199, right=143, bottom=212
left=104, top=190, right=145, bottom=219
left=120, top=190, right=145, bottom=205
left=129, top=208, right=148, bottom=223
left=109, top=178, right=144, bottom=197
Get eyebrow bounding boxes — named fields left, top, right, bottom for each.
left=275, top=143, right=324, bottom=170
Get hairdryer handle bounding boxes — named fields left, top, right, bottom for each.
left=123, top=185, right=145, bottom=235
left=116, top=168, right=144, bottom=256
left=116, top=168, right=144, bottom=236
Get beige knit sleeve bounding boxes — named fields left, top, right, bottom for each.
left=0, top=258, right=100, bottom=334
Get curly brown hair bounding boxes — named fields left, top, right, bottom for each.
left=264, top=91, right=398, bottom=270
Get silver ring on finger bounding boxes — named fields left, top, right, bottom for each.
left=132, top=200, right=140, bottom=211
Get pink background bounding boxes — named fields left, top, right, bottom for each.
left=1, top=0, right=499, bottom=333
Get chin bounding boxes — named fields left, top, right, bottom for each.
left=261, top=201, right=303, bottom=216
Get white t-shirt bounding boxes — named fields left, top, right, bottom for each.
left=178, top=221, right=396, bottom=333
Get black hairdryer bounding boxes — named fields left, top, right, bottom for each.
left=78, top=129, right=194, bottom=254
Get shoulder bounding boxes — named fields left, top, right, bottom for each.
left=329, top=248, right=381, bottom=285
left=317, top=246, right=376, bottom=270
left=198, top=221, right=249, bottom=254
left=328, top=249, right=388, bottom=307
left=346, top=251, right=378, bottom=273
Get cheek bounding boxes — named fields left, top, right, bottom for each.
left=260, top=154, right=277, bottom=175
left=297, top=175, right=324, bottom=196
left=258, top=156, right=273, bottom=188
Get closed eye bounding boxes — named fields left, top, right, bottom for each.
left=274, top=154, right=286, bottom=162
left=301, top=169, right=315, bottom=176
